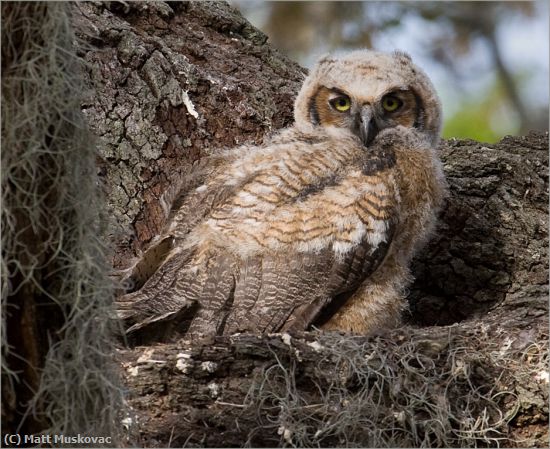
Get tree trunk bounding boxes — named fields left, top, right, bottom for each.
left=73, top=0, right=304, bottom=269
left=72, top=2, right=548, bottom=447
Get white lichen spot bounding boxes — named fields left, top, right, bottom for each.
left=281, top=333, right=292, bottom=347
left=136, top=348, right=167, bottom=365
left=393, top=410, right=406, bottom=424
left=127, top=365, right=139, bottom=377
left=452, top=359, right=467, bottom=377
left=276, top=426, right=293, bottom=444
left=307, top=341, right=324, bottom=352
left=176, top=351, right=193, bottom=374
left=175, top=359, right=192, bottom=373
left=121, top=417, right=133, bottom=429
left=207, top=382, right=221, bottom=398
left=181, top=89, right=199, bottom=119
left=499, top=337, right=514, bottom=356
left=535, top=370, right=549, bottom=384
left=201, top=361, right=218, bottom=373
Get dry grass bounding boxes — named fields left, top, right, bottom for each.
left=244, top=329, right=548, bottom=448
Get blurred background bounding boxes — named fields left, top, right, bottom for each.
left=232, top=1, right=549, bottom=142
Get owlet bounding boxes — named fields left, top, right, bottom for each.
left=116, top=49, right=447, bottom=340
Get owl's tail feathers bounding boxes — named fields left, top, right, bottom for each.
left=114, top=248, right=200, bottom=337
left=116, top=291, right=193, bottom=334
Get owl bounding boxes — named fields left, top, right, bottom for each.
left=116, top=49, right=447, bottom=340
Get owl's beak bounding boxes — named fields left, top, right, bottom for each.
left=356, top=106, right=379, bottom=147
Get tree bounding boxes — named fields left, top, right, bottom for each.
left=2, top=2, right=547, bottom=447
left=73, top=2, right=548, bottom=447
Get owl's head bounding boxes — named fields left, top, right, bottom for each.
left=294, top=49, right=442, bottom=146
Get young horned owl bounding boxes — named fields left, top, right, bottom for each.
left=117, top=49, right=447, bottom=339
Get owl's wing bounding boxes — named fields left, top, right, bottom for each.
left=117, top=182, right=397, bottom=338
left=212, top=223, right=396, bottom=337
left=118, top=227, right=395, bottom=338
left=179, top=167, right=399, bottom=338
left=117, top=150, right=245, bottom=293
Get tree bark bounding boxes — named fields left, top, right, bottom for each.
left=72, top=2, right=548, bottom=447
left=73, top=0, right=304, bottom=268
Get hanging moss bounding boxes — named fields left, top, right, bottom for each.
left=1, top=2, right=124, bottom=443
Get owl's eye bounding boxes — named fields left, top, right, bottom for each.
left=382, top=95, right=403, bottom=112
left=330, top=96, right=351, bottom=112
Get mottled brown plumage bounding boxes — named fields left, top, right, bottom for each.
left=116, top=49, right=447, bottom=339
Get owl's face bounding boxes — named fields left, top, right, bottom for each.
left=310, top=85, right=422, bottom=146
left=294, top=50, right=442, bottom=147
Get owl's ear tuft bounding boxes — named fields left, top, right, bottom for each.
left=393, top=50, right=412, bottom=63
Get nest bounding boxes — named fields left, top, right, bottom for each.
left=244, top=330, right=548, bottom=447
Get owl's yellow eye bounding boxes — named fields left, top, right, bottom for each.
left=331, top=96, right=351, bottom=112
left=382, top=95, right=402, bottom=112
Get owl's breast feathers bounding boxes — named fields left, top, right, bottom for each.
left=187, top=129, right=398, bottom=260
left=117, top=129, right=408, bottom=338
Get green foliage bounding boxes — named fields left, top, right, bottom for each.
left=443, top=103, right=505, bottom=144
left=443, top=76, right=521, bottom=143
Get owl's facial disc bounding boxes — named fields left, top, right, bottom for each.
left=312, top=86, right=422, bottom=147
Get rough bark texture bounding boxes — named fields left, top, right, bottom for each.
left=71, top=2, right=548, bottom=447
left=73, top=1, right=304, bottom=268
left=408, top=134, right=548, bottom=326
